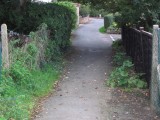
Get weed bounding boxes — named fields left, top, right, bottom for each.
left=0, top=24, right=63, bottom=120
left=0, top=64, right=61, bottom=120
left=107, top=40, right=147, bottom=89
left=113, top=52, right=126, bottom=66
left=112, top=40, right=124, bottom=51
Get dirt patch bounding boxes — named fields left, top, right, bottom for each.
left=107, top=88, right=160, bottom=120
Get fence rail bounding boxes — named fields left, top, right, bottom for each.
left=122, top=26, right=153, bottom=86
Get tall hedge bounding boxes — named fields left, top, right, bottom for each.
left=0, top=1, right=77, bottom=60
left=104, top=14, right=114, bottom=29
left=0, top=0, right=23, bottom=31
left=79, top=4, right=90, bottom=17
left=25, top=2, right=77, bottom=61
left=56, top=1, right=77, bottom=29
left=114, top=13, right=122, bottom=28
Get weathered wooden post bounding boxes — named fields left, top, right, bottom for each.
left=151, top=25, right=160, bottom=112
left=139, top=27, right=145, bottom=72
left=1, top=24, right=9, bottom=69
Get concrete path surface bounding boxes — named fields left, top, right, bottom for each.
left=34, top=19, right=119, bottom=120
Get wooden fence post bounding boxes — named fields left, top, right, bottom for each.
left=151, top=25, right=159, bottom=110
left=1, top=24, right=9, bottom=69
left=140, top=27, right=144, bottom=68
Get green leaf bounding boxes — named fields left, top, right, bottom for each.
left=118, top=79, right=127, bottom=86
left=137, top=80, right=147, bottom=89
left=120, top=70, right=128, bottom=77
left=110, top=82, right=116, bottom=88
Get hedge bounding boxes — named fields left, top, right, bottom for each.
left=80, top=4, right=90, bottom=17
left=56, top=1, right=77, bottom=29
left=0, top=1, right=77, bottom=57
left=104, top=14, right=114, bottom=29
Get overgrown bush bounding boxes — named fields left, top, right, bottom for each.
left=0, top=1, right=76, bottom=53
left=56, top=1, right=77, bottom=29
left=0, top=64, right=59, bottom=120
left=107, top=40, right=147, bottom=89
left=0, top=1, right=76, bottom=119
left=0, top=1, right=76, bottom=33
left=114, top=13, right=122, bottom=28
left=104, top=14, right=114, bottom=29
left=80, top=4, right=90, bottom=17
left=0, top=24, right=62, bottom=120
left=89, top=7, right=108, bottom=17
left=90, top=8, right=100, bottom=17
left=0, top=0, right=24, bottom=31
left=21, top=2, right=75, bottom=59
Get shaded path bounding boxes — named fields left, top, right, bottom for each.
left=35, top=19, right=114, bottom=120
left=34, top=18, right=160, bottom=120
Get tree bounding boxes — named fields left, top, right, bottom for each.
left=104, top=0, right=160, bottom=30
left=0, top=0, right=32, bottom=30
left=61, top=0, right=160, bottom=30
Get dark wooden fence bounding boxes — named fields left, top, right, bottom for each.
left=0, top=42, right=1, bottom=81
left=122, top=26, right=153, bottom=86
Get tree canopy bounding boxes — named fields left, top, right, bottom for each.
left=105, top=0, right=160, bottom=29
left=62, top=0, right=160, bottom=30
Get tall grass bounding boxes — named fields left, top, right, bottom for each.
left=0, top=64, right=61, bottom=120
left=0, top=24, right=63, bottom=120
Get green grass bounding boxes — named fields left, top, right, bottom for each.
left=0, top=64, right=60, bottom=120
left=31, top=66, right=59, bottom=97
left=99, top=26, right=106, bottom=33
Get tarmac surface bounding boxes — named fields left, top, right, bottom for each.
left=35, top=18, right=115, bottom=120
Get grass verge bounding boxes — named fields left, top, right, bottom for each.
left=0, top=63, right=62, bottom=120
left=99, top=26, right=106, bottom=33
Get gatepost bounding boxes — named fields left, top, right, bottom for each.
left=151, top=25, right=160, bottom=113
left=1, top=24, right=9, bottom=70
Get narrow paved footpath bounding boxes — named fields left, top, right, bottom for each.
left=35, top=19, right=115, bottom=120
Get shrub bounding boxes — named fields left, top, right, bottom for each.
left=21, top=2, right=74, bottom=56
left=104, top=14, right=113, bottom=28
left=56, top=1, right=77, bottom=29
left=0, top=2, right=75, bottom=53
left=107, top=60, right=147, bottom=88
left=90, top=8, right=99, bottom=17
left=101, top=11, right=109, bottom=17
left=114, top=13, right=122, bottom=28
left=112, top=39, right=124, bottom=51
left=89, top=7, right=108, bottom=17
left=80, top=4, right=90, bottom=17
left=104, top=14, right=114, bottom=29
left=107, top=40, right=147, bottom=89
left=0, top=0, right=23, bottom=31
left=0, top=1, right=75, bottom=119
left=0, top=24, right=62, bottom=120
